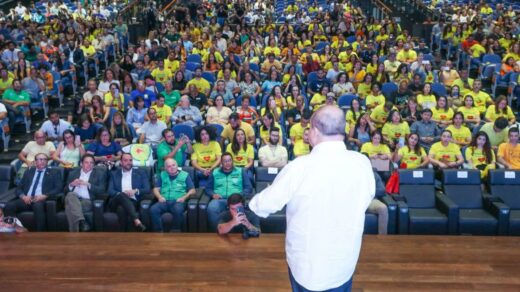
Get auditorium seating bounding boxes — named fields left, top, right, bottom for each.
left=254, top=167, right=287, bottom=233
left=488, top=170, right=520, bottom=236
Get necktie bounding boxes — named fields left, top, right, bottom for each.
left=30, top=170, right=43, bottom=197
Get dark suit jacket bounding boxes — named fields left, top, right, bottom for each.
left=17, top=167, right=63, bottom=199
left=65, top=167, right=107, bottom=201
left=108, top=167, right=151, bottom=200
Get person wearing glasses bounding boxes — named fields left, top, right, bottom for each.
left=39, top=110, right=73, bottom=145
left=4, top=153, right=63, bottom=231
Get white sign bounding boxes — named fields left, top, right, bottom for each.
left=268, top=167, right=278, bottom=174
left=413, top=171, right=423, bottom=178
left=505, top=171, right=516, bottom=179
left=457, top=171, right=468, bottom=179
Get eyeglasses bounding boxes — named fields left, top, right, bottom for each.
left=35, top=158, right=48, bottom=161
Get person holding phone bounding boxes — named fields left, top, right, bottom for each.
left=217, top=193, right=260, bottom=235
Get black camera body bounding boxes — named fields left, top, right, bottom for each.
left=3, top=216, right=15, bottom=225
left=242, top=228, right=260, bottom=239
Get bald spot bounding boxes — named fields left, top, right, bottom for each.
left=311, top=105, right=346, bottom=136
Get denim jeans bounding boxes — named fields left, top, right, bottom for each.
left=150, top=200, right=186, bottom=232
left=289, top=267, right=352, bottom=292
left=207, top=198, right=228, bottom=232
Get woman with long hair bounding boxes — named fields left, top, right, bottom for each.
left=446, top=112, right=472, bottom=148
left=431, top=96, right=454, bottom=129
left=393, top=133, right=429, bottom=169
left=349, top=113, right=376, bottom=151
left=465, top=131, right=496, bottom=180
left=259, top=113, right=282, bottom=146
left=332, top=72, right=355, bottom=97
left=89, top=95, right=110, bottom=126
left=110, top=111, right=133, bottom=147
left=206, top=95, right=232, bottom=126
left=457, top=95, right=480, bottom=129
left=191, top=126, right=222, bottom=185
left=98, top=69, right=120, bottom=95
left=226, top=128, right=254, bottom=179
left=417, top=83, right=437, bottom=110
left=382, top=110, right=410, bottom=149
left=86, top=127, right=123, bottom=165
left=485, top=95, right=516, bottom=125
left=346, top=98, right=365, bottom=126
left=53, top=129, right=85, bottom=168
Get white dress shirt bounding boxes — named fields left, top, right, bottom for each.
left=121, top=169, right=135, bottom=199
left=27, top=168, right=46, bottom=196
left=249, top=141, right=375, bottom=290
left=69, top=169, right=92, bottom=199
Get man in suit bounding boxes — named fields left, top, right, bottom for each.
left=64, top=154, right=106, bottom=232
left=107, top=152, right=150, bottom=231
left=4, top=153, right=63, bottom=231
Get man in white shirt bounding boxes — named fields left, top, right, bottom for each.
left=249, top=106, right=375, bottom=291
left=2, top=42, right=20, bottom=69
left=258, top=128, right=288, bottom=168
left=39, top=110, right=73, bottom=144
left=138, top=107, right=167, bottom=147
left=64, top=154, right=106, bottom=232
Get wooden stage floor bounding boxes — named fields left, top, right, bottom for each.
left=1, top=234, right=520, bottom=291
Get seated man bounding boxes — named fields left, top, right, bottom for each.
left=205, top=152, right=253, bottom=232
left=4, top=153, right=62, bottom=231
left=151, top=94, right=172, bottom=126
left=367, top=170, right=389, bottom=235
left=107, top=153, right=150, bottom=231
left=410, top=109, right=441, bottom=152
left=151, top=158, right=196, bottom=232
left=0, top=206, right=26, bottom=233
left=217, top=193, right=260, bottom=235
left=39, top=110, right=73, bottom=144
left=221, top=113, right=256, bottom=146
left=497, top=127, right=520, bottom=170
left=156, top=128, right=192, bottom=172
left=171, top=95, right=202, bottom=127
left=64, top=154, right=105, bottom=232
left=259, top=127, right=288, bottom=167
left=18, top=131, right=56, bottom=176
left=138, top=108, right=167, bottom=147
left=479, top=117, right=509, bottom=150
left=2, top=79, right=30, bottom=132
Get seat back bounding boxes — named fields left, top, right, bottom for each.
left=179, top=165, right=197, bottom=188
left=0, top=164, right=13, bottom=194
left=489, top=170, right=520, bottom=209
left=185, top=62, right=200, bottom=72
left=255, top=167, right=282, bottom=192
left=381, top=82, right=398, bottom=98
left=338, top=94, right=357, bottom=110
left=172, top=124, right=195, bottom=141
left=399, top=169, right=436, bottom=208
left=431, top=82, right=447, bottom=97
left=186, top=54, right=202, bottom=64
left=482, top=54, right=501, bottom=65
left=442, top=170, right=482, bottom=209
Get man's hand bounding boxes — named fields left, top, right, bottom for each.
left=438, top=162, right=448, bottom=169
left=212, top=194, right=222, bottom=200
left=447, top=162, right=458, bottom=168
left=203, top=168, right=212, bottom=176
left=176, top=197, right=185, bottom=203
left=21, top=195, right=32, bottom=205
left=32, top=195, right=47, bottom=202
left=158, top=196, right=166, bottom=203
left=124, top=189, right=137, bottom=197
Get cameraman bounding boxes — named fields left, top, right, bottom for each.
left=0, top=207, right=26, bottom=233
left=217, top=193, right=260, bottom=235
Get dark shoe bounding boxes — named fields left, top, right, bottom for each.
left=136, top=223, right=146, bottom=232
left=79, top=220, right=91, bottom=232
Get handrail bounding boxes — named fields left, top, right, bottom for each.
left=373, top=0, right=393, bottom=15
left=161, top=0, right=177, bottom=13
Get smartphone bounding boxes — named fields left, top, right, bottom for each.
left=442, top=66, right=449, bottom=71
left=398, top=137, right=405, bottom=148
left=75, top=135, right=81, bottom=145
left=236, top=205, right=245, bottom=216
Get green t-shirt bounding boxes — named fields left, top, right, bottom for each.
left=161, top=90, right=181, bottom=109
left=156, top=140, right=187, bottom=171
left=2, top=88, right=30, bottom=103
left=480, top=122, right=508, bottom=147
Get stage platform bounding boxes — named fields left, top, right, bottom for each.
left=1, top=234, right=520, bottom=291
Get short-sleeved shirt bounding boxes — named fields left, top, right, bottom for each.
left=104, top=92, right=125, bottom=109
left=360, top=142, right=391, bottom=157
left=498, top=143, right=520, bottom=170
left=485, top=105, right=515, bottom=122
left=365, top=94, right=385, bottom=109
left=465, top=147, right=495, bottom=168
left=191, top=141, right=222, bottom=168
left=151, top=68, right=173, bottom=84
left=398, top=146, right=427, bottom=169
left=290, top=123, right=310, bottom=142
left=446, top=125, right=472, bottom=146
left=217, top=210, right=260, bottom=233
left=138, top=121, right=167, bottom=145
left=151, top=104, right=172, bottom=124
left=225, top=143, right=254, bottom=167
left=221, top=122, right=255, bottom=143
left=429, top=142, right=461, bottom=163
left=382, top=122, right=410, bottom=142
left=480, top=122, right=508, bottom=147
left=468, top=91, right=493, bottom=113
left=457, top=106, right=480, bottom=121
left=87, top=141, right=122, bottom=157
left=161, top=90, right=181, bottom=108
left=156, top=140, right=187, bottom=171
left=293, top=140, right=310, bottom=157
left=431, top=107, right=454, bottom=123
left=21, top=141, right=56, bottom=167
left=2, top=88, right=30, bottom=103
left=417, top=94, right=437, bottom=110
left=186, top=77, right=211, bottom=94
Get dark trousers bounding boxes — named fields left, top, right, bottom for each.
left=108, top=193, right=139, bottom=228
left=288, top=268, right=352, bottom=292
left=150, top=201, right=186, bottom=232
left=4, top=198, right=46, bottom=231
left=3, top=103, right=17, bottom=132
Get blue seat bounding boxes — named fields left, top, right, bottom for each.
left=207, top=123, right=224, bottom=138
left=235, top=96, right=257, bottom=107
left=431, top=82, right=447, bottom=97
left=201, top=72, right=216, bottom=87
left=249, top=63, right=260, bottom=73
left=306, top=72, right=318, bottom=88
left=396, top=169, right=454, bottom=235
left=187, top=54, right=202, bottom=64
left=346, top=35, right=357, bottom=44
left=488, top=170, right=520, bottom=235
left=337, top=94, right=358, bottom=110
left=254, top=167, right=286, bottom=233
left=172, top=124, right=195, bottom=142
left=381, top=82, right=398, bottom=98
left=442, top=169, right=508, bottom=235
left=0, top=118, right=10, bottom=151
left=185, top=62, right=200, bottom=72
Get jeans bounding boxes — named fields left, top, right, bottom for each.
left=366, top=199, right=388, bottom=235
left=289, top=267, right=352, bottom=292
left=207, top=198, right=228, bottom=232
left=196, top=170, right=210, bottom=188
left=150, top=200, right=186, bottom=232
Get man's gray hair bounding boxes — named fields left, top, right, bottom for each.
left=311, top=106, right=346, bottom=136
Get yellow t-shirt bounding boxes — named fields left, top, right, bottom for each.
left=370, top=105, right=391, bottom=127
left=151, top=68, right=173, bottom=85
left=164, top=59, right=180, bottom=73
left=357, top=83, right=372, bottom=99
left=366, top=63, right=377, bottom=75
left=431, top=107, right=454, bottom=122
left=345, top=110, right=365, bottom=125
left=398, top=146, right=427, bottom=169
left=0, top=77, right=13, bottom=94
left=429, top=142, right=461, bottom=163
left=191, top=141, right=222, bottom=168
left=467, top=91, right=492, bottom=113
left=361, top=142, right=391, bottom=157
left=497, top=143, right=520, bottom=170
left=151, top=104, right=172, bottom=124
left=259, top=123, right=282, bottom=144
left=290, top=123, right=309, bottom=142
left=446, top=125, right=472, bottom=146
left=485, top=105, right=515, bottom=122
left=221, top=122, right=255, bottom=143
left=470, top=43, right=486, bottom=58
left=104, top=93, right=125, bottom=108
left=293, top=140, right=310, bottom=157
left=81, top=45, right=96, bottom=57
left=365, top=94, right=385, bottom=109
left=396, top=49, right=417, bottom=63
left=382, top=122, right=410, bottom=142
left=417, top=94, right=437, bottom=109
left=264, top=46, right=281, bottom=57
left=186, top=78, right=211, bottom=94
left=457, top=106, right=480, bottom=121
left=226, top=143, right=254, bottom=167
left=310, top=93, right=327, bottom=111
left=465, top=147, right=496, bottom=167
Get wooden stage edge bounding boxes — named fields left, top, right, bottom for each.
left=1, top=233, right=520, bottom=291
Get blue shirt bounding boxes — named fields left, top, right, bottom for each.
left=130, top=89, right=156, bottom=108
left=75, top=125, right=97, bottom=141
left=87, top=141, right=122, bottom=157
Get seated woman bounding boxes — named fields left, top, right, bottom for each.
left=261, top=95, right=283, bottom=122
left=365, top=83, right=385, bottom=111
left=310, top=85, right=330, bottom=112
left=457, top=95, right=480, bottom=130
left=206, top=95, right=232, bottom=126
left=360, top=130, right=392, bottom=180
left=465, top=131, right=496, bottom=181
left=428, top=129, right=464, bottom=170
left=345, top=98, right=365, bottom=126
left=53, top=129, right=85, bottom=168
left=293, top=128, right=311, bottom=157
left=75, top=114, right=97, bottom=145
left=90, top=95, right=110, bottom=127
left=485, top=95, right=516, bottom=125
left=416, top=83, right=437, bottom=110
left=431, top=96, right=454, bottom=129
left=235, top=95, right=259, bottom=125
left=400, top=97, right=421, bottom=126
left=191, top=126, right=222, bottom=186
left=225, top=128, right=254, bottom=181
left=446, top=112, right=472, bottom=148
left=382, top=109, right=410, bottom=149
left=126, top=95, right=148, bottom=132
left=393, top=133, right=429, bottom=169
left=349, top=113, right=376, bottom=151
left=86, top=127, right=123, bottom=166
left=110, top=111, right=133, bottom=147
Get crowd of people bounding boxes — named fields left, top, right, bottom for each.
left=0, top=0, right=519, bottom=233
